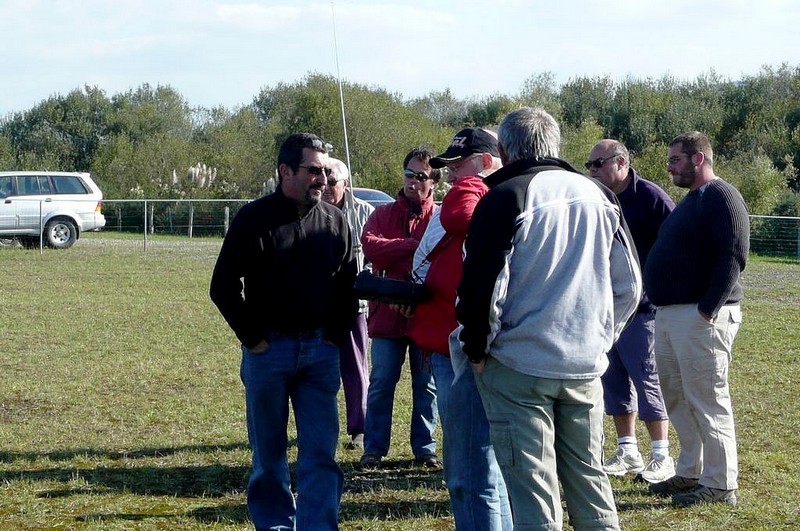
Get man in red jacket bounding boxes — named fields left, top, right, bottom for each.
left=409, top=128, right=512, bottom=530
left=359, top=146, right=442, bottom=469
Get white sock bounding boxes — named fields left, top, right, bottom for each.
left=652, top=439, right=669, bottom=460
left=618, top=436, right=639, bottom=456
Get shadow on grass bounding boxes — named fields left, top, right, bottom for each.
left=0, top=444, right=450, bottom=525
left=0, top=441, right=250, bottom=463
left=75, top=502, right=249, bottom=524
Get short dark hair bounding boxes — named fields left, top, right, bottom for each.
left=669, top=131, right=714, bottom=167
left=278, top=133, right=329, bottom=172
left=402, top=145, right=442, bottom=182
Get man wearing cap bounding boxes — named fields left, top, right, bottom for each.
left=409, top=128, right=512, bottom=530
left=323, top=157, right=375, bottom=451
left=359, top=145, right=442, bottom=469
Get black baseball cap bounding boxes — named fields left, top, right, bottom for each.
left=430, top=128, right=500, bottom=169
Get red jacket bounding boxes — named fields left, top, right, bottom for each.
left=409, top=176, right=488, bottom=354
left=361, top=190, right=437, bottom=338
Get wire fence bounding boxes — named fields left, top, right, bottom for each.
left=5, top=199, right=800, bottom=259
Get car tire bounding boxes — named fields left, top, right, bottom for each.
left=44, top=218, right=77, bottom=249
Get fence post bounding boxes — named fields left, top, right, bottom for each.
left=143, top=200, right=148, bottom=253
left=224, top=206, right=230, bottom=235
left=149, top=203, right=154, bottom=234
left=117, top=207, right=122, bottom=231
left=188, top=203, right=194, bottom=238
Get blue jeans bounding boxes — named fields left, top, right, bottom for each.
left=240, top=330, right=343, bottom=530
left=431, top=353, right=513, bottom=531
left=363, top=337, right=438, bottom=458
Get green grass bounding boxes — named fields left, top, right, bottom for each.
left=1, top=233, right=798, bottom=530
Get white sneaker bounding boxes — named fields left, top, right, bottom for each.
left=639, top=455, right=676, bottom=483
left=603, top=447, right=645, bottom=476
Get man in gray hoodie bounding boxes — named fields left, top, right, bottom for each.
left=455, top=108, right=642, bottom=531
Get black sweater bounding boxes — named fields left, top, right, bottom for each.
left=644, top=179, right=749, bottom=317
left=210, top=188, right=358, bottom=348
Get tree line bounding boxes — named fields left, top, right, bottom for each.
left=0, top=65, right=798, bottom=217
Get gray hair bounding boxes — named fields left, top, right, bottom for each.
left=327, top=157, right=350, bottom=181
left=608, top=140, right=631, bottom=166
left=498, top=107, right=560, bottom=163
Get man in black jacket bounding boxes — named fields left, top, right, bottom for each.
left=210, top=133, right=357, bottom=530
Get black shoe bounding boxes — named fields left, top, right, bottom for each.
left=649, top=475, right=699, bottom=497
left=672, top=485, right=737, bottom=507
left=416, top=453, right=442, bottom=470
left=359, top=453, right=382, bottom=469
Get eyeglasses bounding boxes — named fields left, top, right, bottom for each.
left=298, top=165, right=329, bottom=177
left=447, top=154, right=480, bottom=171
left=326, top=178, right=344, bottom=186
left=404, top=169, right=433, bottom=181
left=584, top=156, right=617, bottom=170
left=667, top=154, right=692, bottom=165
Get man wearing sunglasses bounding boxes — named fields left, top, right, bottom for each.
left=359, top=146, right=442, bottom=470
left=210, top=133, right=358, bottom=530
left=587, top=140, right=676, bottom=485
left=408, top=127, right=512, bottom=530
left=323, top=158, right=375, bottom=451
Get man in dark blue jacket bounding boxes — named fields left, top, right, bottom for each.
left=588, top=139, right=676, bottom=484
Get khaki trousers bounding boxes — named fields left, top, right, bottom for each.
left=476, top=359, right=619, bottom=531
left=654, top=303, right=742, bottom=490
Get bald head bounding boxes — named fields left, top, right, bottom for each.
left=588, top=139, right=631, bottom=194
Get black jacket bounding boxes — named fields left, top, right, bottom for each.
left=210, top=188, right=358, bottom=347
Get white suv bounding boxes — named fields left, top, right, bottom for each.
left=0, top=171, right=106, bottom=249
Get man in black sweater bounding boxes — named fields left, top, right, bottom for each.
left=210, top=133, right=357, bottom=530
left=644, top=131, right=750, bottom=508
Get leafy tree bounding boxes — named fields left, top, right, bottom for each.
left=253, top=73, right=451, bottom=194
left=463, top=93, right=518, bottom=128
left=0, top=86, right=111, bottom=170
left=192, top=106, right=270, bottom=197
left=518, top=72, right=562, bottom=120
left=409, top=89, right=468, bottom=127
left=716, top=152, right=789, bottom=215
left=559, top=76, right=614, bottom=130
left=560, top=120, right=604, bottom=171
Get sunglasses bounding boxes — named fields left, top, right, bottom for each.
left=584, top=156, right=617, bottom=170
left=404, top=169, right=433, bottom=181
left=326, top=178, right=344, bottom=186
left=298, top=165, right=329, bottom=177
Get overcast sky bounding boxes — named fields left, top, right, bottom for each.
left=1, top=0, right=799, bottom=117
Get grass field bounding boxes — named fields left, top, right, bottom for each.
left=1, top=233, right=798, bottom=530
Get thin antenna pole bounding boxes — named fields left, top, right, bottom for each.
left=331, top=1, right=353, bottom=184
left=331, top=1, right=364, bottom=271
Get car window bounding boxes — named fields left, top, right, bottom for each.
left=0, top=176, right=12, bottom=198
left=18, top=175, right=52, bottom=195
left=52, top=175, right=88, bottom=194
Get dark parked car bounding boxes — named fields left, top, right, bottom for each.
left=353, top=187, right=393, bottom=209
